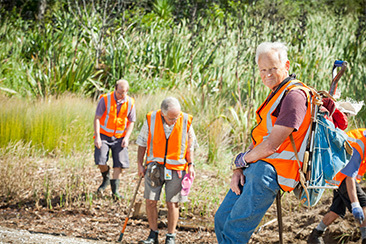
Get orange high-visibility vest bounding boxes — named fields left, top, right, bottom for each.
left=146, top=110, right=193, bottom=171
left=99, top=92, right=135, bottom=138
left=251, top=80, right=313, bottom=192
left=333, top=129, right=366, bottom=185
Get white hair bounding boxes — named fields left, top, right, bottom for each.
left=115, top=79, right=129, bottom=90
left=255, top=42, right=288, bottom=65
left=161, top=97, right=181, bottom=115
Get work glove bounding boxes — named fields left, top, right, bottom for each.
left=231, top=150, right=250, bottom=170
left=351, top=202, right=364, bottom=224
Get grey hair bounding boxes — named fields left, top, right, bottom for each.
left=255, top=42, right=288, bottom=65
left=161, top=97, right=181, bottom=115
left=115, top=79, right=129, bottom=90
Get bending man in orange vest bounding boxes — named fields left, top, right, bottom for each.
left=136, top=97, right=196, bottom=244
left=94, top=79, right=135, bottom=200
left=308, top=128, right=366, bottom=244
left=215, top=42, right=314, bottom=243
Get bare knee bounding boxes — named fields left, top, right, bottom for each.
left=167, top=202, right=179, bottom=210
left=146, top=199, right=157, bottom=209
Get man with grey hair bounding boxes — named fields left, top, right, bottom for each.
left=136, top=97, right=196, bottom=244
left=94, top=79, right=135, bottom=200
left=215, top=42, right=314, bottom=243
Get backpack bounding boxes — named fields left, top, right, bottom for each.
left=292, top=91, right=353, bottom=207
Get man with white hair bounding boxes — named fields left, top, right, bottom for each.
left=94, top=79, right=135, bottom=200
left=137, top=97, right=196, bottom=244
left=215, top=42, right=314, bottom=243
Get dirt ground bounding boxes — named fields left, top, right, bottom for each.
left=1, top=181, right=365, bottom=244
left=0, top=146, right=365, bottom=244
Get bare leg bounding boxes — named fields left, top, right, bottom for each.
left=167, top=202, right=179, bottom=234
left=146, top=199, right=158, bottom=231
left=98, top=164, right=109, bottom=173
left=112, top=167, right=122, bottom=179
left=322, top=211, right=339, bottom=226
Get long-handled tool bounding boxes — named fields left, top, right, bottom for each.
left=276, top=191, right=284, bottom=244
left=330, top=60, right=348, bottom=96
left=118, top=175, right=143, bottom=242
left=305, top=60, right=348, bottom=183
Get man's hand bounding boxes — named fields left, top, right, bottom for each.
left=230, top=169, right=245, bottom=195
left=94, top=136, right=102, bottom=149
left=351, top=202, right=364, bottom=224
left=138, top=164, right=146, bottom=178
left=121, top=137, right=129, bottom=148
left=187, top=164, right=195, bottom=179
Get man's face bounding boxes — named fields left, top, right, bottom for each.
left=163, top=108, right=181, bottom=126
left=258, top=51, right=290, bottom=91
left=115, top=84, right=128, bottom=101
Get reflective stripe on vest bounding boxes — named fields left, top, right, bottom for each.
left=100, top=93, right=133, bottom=135
left=252, top=80, right=313, bottom=192
left=334, top=129, right=366, bottom=186
left=346, top=129, right=366, bottom=179
left=346, top=136, right=365, bottom=155
left=147, top=111, right=190, bottom=166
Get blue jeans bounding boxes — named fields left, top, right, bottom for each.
left=215, top=160, right=280, bottom=244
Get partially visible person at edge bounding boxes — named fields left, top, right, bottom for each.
left=214, top=41, right=314, bottom=243
left=94, top=79, right=136, bottom=200
left=308, top=127, right=366, bottom=244
left=136, top=97, right=196, bottom=244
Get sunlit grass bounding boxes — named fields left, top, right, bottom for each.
left=0, top=94, right=94, bottom=155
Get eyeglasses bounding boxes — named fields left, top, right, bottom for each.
left=163, top=114, right=181, bottom=122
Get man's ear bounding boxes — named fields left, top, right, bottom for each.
left=285, top=60, right=290, bottom=71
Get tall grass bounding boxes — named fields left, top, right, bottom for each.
left=0, top=94, right=94, bottom=154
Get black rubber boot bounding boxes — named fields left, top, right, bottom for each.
left=110, top=179, right=123, bottom=200
left=307, top=228, right=324, bottom=244
left=165, top=233, right=175, bottom=244
left=97, top=166, right=110, bottom=196
left=139, top=229, right=159, bottom=244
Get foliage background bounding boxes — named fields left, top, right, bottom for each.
left=0, top=2, right=366, bottom=240
left=0, top=0, right=365, bottom=159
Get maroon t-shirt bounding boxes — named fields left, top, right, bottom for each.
left=274, top=90, right=308, bottom=131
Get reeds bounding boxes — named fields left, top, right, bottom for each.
left=0, top=94, right=94, bottom=154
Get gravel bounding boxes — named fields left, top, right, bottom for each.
left=0, top=226, right=109, bottom=244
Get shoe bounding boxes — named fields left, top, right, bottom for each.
left=307, top=228, right=324, bottom=244
left=110, top=179, right=123, bottom=200
left=165, top=233, right=176, bottom=244
left=139, top=229, right=159, bottom=244
left=97, top=167, right=110, bottom=196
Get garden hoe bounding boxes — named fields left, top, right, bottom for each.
left=118, top=175, right=143, bottom=242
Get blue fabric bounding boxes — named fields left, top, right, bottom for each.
left=215, top=160, right=280, bottom=244
left=297, top=113, right=352, bottom=207
left=341, top=149, right=361, bottom=178
left=352, top=206, right=364, bottom=223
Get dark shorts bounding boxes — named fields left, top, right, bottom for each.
left=94, top=134, right=129, bottom=168
left=329, top=178, right=366, bottom=218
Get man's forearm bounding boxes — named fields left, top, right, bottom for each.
left=185, top=148, right=194, bottom=163
left=244, top=125, right=294, bottom=163
left=137, top=146, right=147, bottom=166
left=94, top=116, right=101, bottom=137
left=346, top=176, right=358, bottom=203
left=124, top=121, right=135, bottom=139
